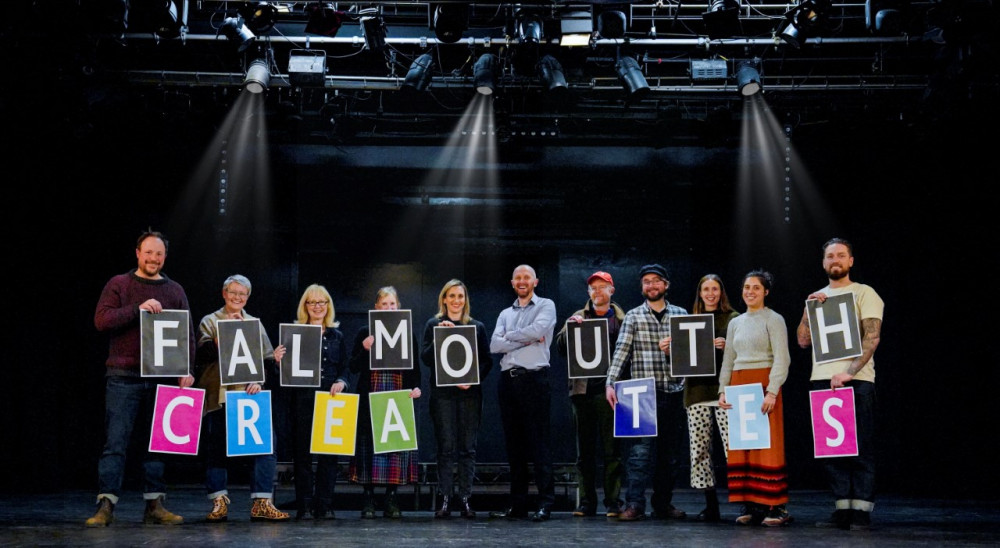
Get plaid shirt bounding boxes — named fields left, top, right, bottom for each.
left=607, top=300, right=687, bottom=393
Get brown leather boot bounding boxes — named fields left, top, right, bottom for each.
left=85, top=496, right=115, bottom=527
left=143, top=496, right=184, bottom=525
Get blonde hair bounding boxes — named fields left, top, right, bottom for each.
left=375, top=286, right=400, bottom=307
left=435, top=279, right=471, bottom=324
left=296, top=284, right=338, bottom=328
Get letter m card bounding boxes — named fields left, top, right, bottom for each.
left=810, top=388, right=859, bottom=458
left=225, top=390, right=273, bottom=457
left=149, top=385, right=204, bottom=455
left=613, top=377, right=657, bottom=437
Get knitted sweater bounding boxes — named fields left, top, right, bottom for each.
left=718, top=307, right=791, bottom=395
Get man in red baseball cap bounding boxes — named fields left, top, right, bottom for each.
left=555, top=271, right=625, bottom=518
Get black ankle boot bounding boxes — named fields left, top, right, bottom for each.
left=361, top=487, right=376, bottom=519
left=459, top=496, right=476, bottom=519
left=384, top=487, right=402, bottom=519
left=696, top=488, right=721, bottom=522
left=435, top=496, right=451, bottom=518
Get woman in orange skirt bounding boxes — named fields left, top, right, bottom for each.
left=718, top=270, right=792, bottom=527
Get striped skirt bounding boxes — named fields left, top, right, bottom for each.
left=726, top=367, right=788, bottom=506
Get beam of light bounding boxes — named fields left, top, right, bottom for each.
left=167, top=90, right=274, bottom=268
left=735, top=94, right=835, bottom=267
left=383, top=94, right=500, bottom=262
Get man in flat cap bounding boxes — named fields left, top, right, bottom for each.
left=605, top=264, right=689, bottom=522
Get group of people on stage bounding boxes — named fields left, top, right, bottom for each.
left=87, top=231, right=882, bottom=534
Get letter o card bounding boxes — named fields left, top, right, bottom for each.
left=369, top=310, right=414, bottom=370
left=225, top=390, right=273, bottom=457
left=809, top=388, right=858, bottom=458
left=613, top=377, right=657, bottom=437
left=669, top=314, right=715, bottom=377
left=311, top=392, right=359, bottom=456
left=140, top=309, right=190, bottom=377
left=433, top=325, right=480, bottom=386
left=149, top=385, right=204, bottom=455
left=567, top=319, right=610, bottom=379
left=725, top=384, right=771, bottom=450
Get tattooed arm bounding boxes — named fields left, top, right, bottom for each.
left=831, top=318, right=882, bottom=389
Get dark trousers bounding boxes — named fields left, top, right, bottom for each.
left=571, top=393, right=622, bottom=509
left=498, top=368, right=555, bottom=510
left=97, top=376, right=165, bottom=501
left=624, top=390, right=686, bottom=512
left=431, top=391, right=483, bottom=498
left=203, top=408, right=277, bottom=498
left=813, top=379, right=877, bottom=509
left=290, top=389, right=339, bottom=509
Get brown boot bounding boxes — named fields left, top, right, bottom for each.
left=251, top=497, right=290, bottom=521
left=85, top=496, right=115, bottom=527
left=143, top=496, right=184, bottom=525
left=206, top=494, right=230, bottom=522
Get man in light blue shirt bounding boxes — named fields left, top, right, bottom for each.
left=489, top=264, right=557, bottom=522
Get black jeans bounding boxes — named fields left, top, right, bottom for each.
left=290, top=388, right=339, bottom=509
left=430, top=390, right=483, bottom=498
left=571, top=393, right=622, bottom=509
left=498, top=367, right=555, bottom=510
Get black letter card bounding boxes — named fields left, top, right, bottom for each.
left=368, top=310, right=414, bottom=370
left=433, top=325, right=480, bottom=387
left=566, top=319, right=611, bottom=379
left=806, top=292, right=863, bottom=364
left=218, top=319, right=265, bottom=385
left=140, top=309, right=190, bottom=377
left=279, top=323, right=322, bottom=387
left=669, top=314, right=716, bottom=377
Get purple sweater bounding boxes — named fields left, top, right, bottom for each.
left=94, top=270, right=196, bottom=376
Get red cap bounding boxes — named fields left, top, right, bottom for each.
left=587, top=271, right=614, bottom=286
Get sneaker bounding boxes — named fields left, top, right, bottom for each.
left=85, top=496, right=115, bottom=527
left=251, top=498, right=290, bottom=521
left=815, top=509, right=852, bottom=530
left=605, top=501, right=623, bottom=518
left=573, top=504, right=596, bottom=517
left=735, top=504, right=763, bottom=526
left=617, top=505, right=645, bottom=521
left=144, top=496, right=183, bottom=525
left=849, top=510, right=871, bottom=531
left=206, top=494, right=230, bottom=522
left=762, top=506, right=792, bottom=527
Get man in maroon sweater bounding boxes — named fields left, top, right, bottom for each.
left=86, top=230, right=196, bottom=527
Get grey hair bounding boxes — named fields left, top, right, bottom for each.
left=223, top=274, right=252, bottom=294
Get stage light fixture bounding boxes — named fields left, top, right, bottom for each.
left=536, top=55, right=568, bottom=95
left=597, top=10, right=627, bottom=39
left=153, top=1, right=183, bottom=39
left=433, top=4, right=468, bottom=44
left=615, top=56, right=649, bottom=102
left=474, top=53, right=498, bottom=96
left=736, top=61, right=761, bottom=96
left=518, top=11, right=544, bottom=43
left=559, top=10, right=593, bottom=46
left=403, top=53, right=435, bottom=92
left=239, top=2, right=278, bottom=33
left=288, top=49, right=327, bottom=87
left=360, top=10, right=386, bottom=52
left=866, top=0, right=902, bottom=35
left=219, top=16, right=255, bottom=52
left=244, top=58, right=270, bottom=94
left=778, top=0, right=829, bottom=48
left=702, top=0, right=741, bottom=39
left=305, top=4, right=344, bottom=37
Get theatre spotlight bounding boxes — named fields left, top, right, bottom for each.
left=360, top=10, right=386, bottom=52
left=305, top=4, right=344, bottom=36
left=517, top=11, right=544, bottom=43
left=597, top=10, right=627, bottom=39
left=702, top=0, right=741, bottom=39
left=403, top=53, right=435, bottom=92
left=434, top=4, right=468, bottom=44
left=153, top=1, right=183, bottom=39
left=474, top=53, right=498, bottom=96
left=219, top=16, right=255, bottom=52
left=615, top=55, right=649, bottom=102
left=736, top=61, right=761, bottom=96
left=778, top=0, right=829, bottom=48
left=244, top=58, right=270, bottom=94
left=239, top=2, right=278, bottom=33
left=536, top=55, right=568, bottom=95
left=866, top=0, right=902, bottom=35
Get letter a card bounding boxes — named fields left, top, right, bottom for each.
left=369, top=390, right=418, bottom=454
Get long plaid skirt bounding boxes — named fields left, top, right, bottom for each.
left=348, top=371, right=419, bottom=485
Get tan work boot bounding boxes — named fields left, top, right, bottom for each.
left=251, top=497, right=290, bottom=521
left=143, top=496, right=184, bottom=525
left=206, top=494, right=230, bottom=522
left=85, top=496, right=115, bottom=527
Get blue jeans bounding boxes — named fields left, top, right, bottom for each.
left=623, top=390, right=686, bottom=512
left=498, top=368, right=555, bottom=510
left=203, top=407, right=277, bottom=499
left=97, top=376, right=166, bottom=503
left=430, top=390, right=483, bottom=498
left=813, top=379, right=876, bottom=511
left=571, top=393, right=622, bottom=510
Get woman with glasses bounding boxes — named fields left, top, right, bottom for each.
left=419, top=279, right=493, bottom=519
left=348, top=286, right=422, bottom=519
left=288, top=284, right=352, bottom=519
left=718, top=270, right=792, bottom=527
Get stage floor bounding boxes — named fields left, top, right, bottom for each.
left=2, top=487, right=998, bottom=547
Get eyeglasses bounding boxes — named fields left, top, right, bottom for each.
left=306, top=300, right=329, bottom=307
left=226, top=290, right=249, bottom=298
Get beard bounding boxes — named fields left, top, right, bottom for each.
left=827, top=265, right=850, bottom=281
left=643, top=288, right=665, bottom=302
